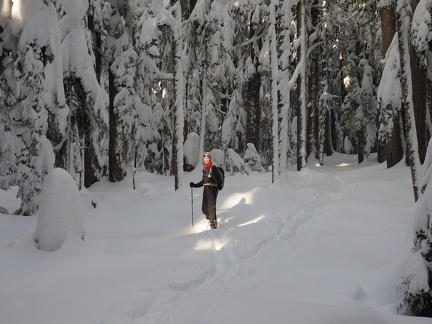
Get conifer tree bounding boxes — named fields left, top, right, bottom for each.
left=59, top=0, right=108, bottom=188
left=0, top=0, right=18, bottom=192
left=103, top=0, right=134, bottom=183
left=396, top=0, right=421, bottom=201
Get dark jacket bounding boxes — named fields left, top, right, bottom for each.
left=195, top=165, right=222, bottom=189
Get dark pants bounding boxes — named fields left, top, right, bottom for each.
left=202, top=186, right=218, bottom=222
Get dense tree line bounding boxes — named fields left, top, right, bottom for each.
left=0, top=0, right=431, bottom=207
left=1, top=0, right=432, bottom=316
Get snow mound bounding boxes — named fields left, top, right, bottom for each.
left=138, top=182, right=160, bottom=195
left=33, top=168, right=85, bottom=252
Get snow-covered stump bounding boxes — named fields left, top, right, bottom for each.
left=33, top=168, right=85, bottom=252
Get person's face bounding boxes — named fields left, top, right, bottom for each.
left=203, top=156, right=210, bottom=164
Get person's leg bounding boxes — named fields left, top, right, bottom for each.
left=202, top=187, right=209, bottom=219
left=208, top=187, right=218, bottom=228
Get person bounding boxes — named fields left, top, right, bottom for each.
left=190, top=152, right=222, bottom=229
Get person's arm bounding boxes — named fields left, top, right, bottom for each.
left=190, top=179, right=203, bottom=187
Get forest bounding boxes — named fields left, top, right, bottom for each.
left=0, top=0, right=430, bottom=214
left=1, top=0, right=432, bottom=317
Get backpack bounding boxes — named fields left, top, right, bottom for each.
left=212, top=165, right=225, bottom=190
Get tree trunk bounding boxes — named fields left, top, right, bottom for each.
left=385, top=114, right=404, bottom=167
left=396, top=2, right=421, bottom=201
left=410, top=0, right=428, bottom=164
left=84, top=133, right=98, bottom=188
left=428, top=78, right=432, bottom=137
left=172, top=4, right=184, bottom=191
left=296, top=0, right=307, bottom=171
left=379, top=6, right=400, bottom=165
left=379, top=5, right=405, bottom=168
left=85, top=1, right=102, bottom=187
left=357, top=129, right=364, bottom=164
left=245, top=63, right=261, bottom=151
left=270, top=0, right=279, bottom=183
left=199, top=69, right=207, bottom=159
left=108, top=67, right=124, bottom=183
left=308, top=0, right=320, bottom=161
left=381, top=7, right=397, bottom=55
left=325, top=108, right=333, bottom=156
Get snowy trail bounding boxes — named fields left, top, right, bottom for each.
left=101, top=169, right=347, bottom=323
left=112, top=159, right=410, bottom=323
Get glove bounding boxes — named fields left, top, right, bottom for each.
left=190, top=182, right=196, bottom=188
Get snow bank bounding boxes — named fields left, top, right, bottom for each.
left=33, top=168, right=85, bottom=252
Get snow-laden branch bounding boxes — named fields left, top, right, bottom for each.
left=240, top=25, right=269, bottom=47
left=288, top=58, right=304, bottom=90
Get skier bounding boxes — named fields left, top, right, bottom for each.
left=190, top=152, right=222, bottom=229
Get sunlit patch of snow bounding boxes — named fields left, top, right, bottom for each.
left=238, top=214, right=266, bottom=227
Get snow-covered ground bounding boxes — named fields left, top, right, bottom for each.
left=0, top=153, right=430, bottom=324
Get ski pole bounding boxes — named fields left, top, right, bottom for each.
left=191, top=187, right=194, bottom=227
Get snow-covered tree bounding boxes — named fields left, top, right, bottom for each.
left=112, top=46, right=139, bottom=173
left=231, top=0, right=268, bottom=155
left=244, top=142, right=264, bottom=172
left=185, top=0, right=220, bottom=157
left=221, top=89, right=246, bottom=153
left=398, top=139, right=432, bottom=316
left=325, top=0, right=381, bottom=163
left=10, top=0, right=66, bottom=215
left=225, top=148, right=250, bottom=175
left=357, top=59, right=378, bottom=162
left=0, top=0, right=18, bottom=192
left=101, top=0, right=134, bottom=183
left=206, top=0, right=235, bottom=125
left=58, top=0, right=108, bottom=188
left=377, top=34, right=402, bottom=157
left=135, top=3, right=172, bottom=175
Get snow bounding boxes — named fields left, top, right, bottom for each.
left=32, top=168, right=84, bottom=252
left=0, top=153, right=431, bottom=323
left=411, top=0, right=431, bottom=66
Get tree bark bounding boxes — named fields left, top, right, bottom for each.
left=245, top=69, right=261, bottom=151
left=410, top=0, right=428, bottom=164
left=270, top=0, right=279, bottom=183
left=108, top=67, right=125, bottom=183
left=308, top=0, right=320, bottom=160
left=379, top=6, right=404, bottom=167
left=296, top=0, right=307, bottom=171
left=396, top=2, right=421, bottom=201
left=357, top=129, right=364, bottom=164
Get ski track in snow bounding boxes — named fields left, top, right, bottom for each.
left=97, top=163, right=394, bottom=324
left=98, top=172, right=347, bottom=324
